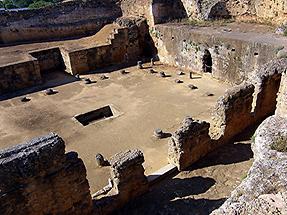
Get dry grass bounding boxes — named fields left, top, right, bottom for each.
left=171, top=18, right=235, bottom=27
left=271, top=134, right=287, bottom=152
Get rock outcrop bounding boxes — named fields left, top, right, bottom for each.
left=212, top=116, right=287, bottom=215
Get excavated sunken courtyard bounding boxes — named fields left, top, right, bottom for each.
left=0, top=0, right=287, bottom=214
left=0, top=63, right=231, bottom=192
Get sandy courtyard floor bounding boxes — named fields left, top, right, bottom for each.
left=0, top=63, right=231, bottom=192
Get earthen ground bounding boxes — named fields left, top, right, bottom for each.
left=0, top=63, right=230, bottom=192
left=116, top=138, right=254, bottom=215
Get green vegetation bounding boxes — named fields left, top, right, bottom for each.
left=2, top=0, right=18, bottom=9
left=1, top=0, right=60, bottom=9
left=172, top=18, right=235, bottom=27
left=284, top=29, right=287, bottom=37
left=271, top=134, right=287, bottom=152
left=251, top=133, right=256, bottom=143
left=240, top=173, right=247, bottom=181
left=28, top=0, right=52, bottom=9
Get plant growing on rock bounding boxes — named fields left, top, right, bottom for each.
left=271, top=134, right=287, bottom=152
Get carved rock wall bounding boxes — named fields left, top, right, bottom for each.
left=0, top=133, right=93, bottom=215
left=152, top=24, right=281, bottom=84
left=210, top=83, right=255, bottom=141
left=66, top=18, right=150, bottom=75
left=120, top=0, right=286, bottom=25
left=0, top=0, right=122, bottom=45
left=168, top=118, right=211, bottom=170
left=94, top=149, right=148, bottom=214
left=168, top=59, right=287, bottom=170
left=0, top=60, right=42, bottom=94
left=29, top=48, right=65, bottom=73
left=180, top=0, right=286, bottom=24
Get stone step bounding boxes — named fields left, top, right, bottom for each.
left=147, top=163, right=178, bottom=185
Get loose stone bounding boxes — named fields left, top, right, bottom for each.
left=44, top=88, right=56, bottom=95
left=120, top=70, right=128, bottom=75
left=84, top=78, right=92, bottom=84
left=95, top=153, right=109, bottom=167
left=160, top=72, right=166, bottom=77
left=154, top=128, right=164, bottom=139
left=20, top=97, right=30, bottom=102
left=188, top=84, right=198, bottom=90
left=175, top=79, right=183, bottom=83
left=100, top=75, right=109, bottom=80
left=137, top=61, right=143, bottom=69
left=204, top=92, right=214, bottom=96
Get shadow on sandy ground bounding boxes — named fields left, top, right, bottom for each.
left=0, top=70, right=78, bottom=101
left=114, top=176, right=225, bottom=215
left=115, top=131, right=255, bottom=215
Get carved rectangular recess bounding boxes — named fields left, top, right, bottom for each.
left=75, top=105, right=114, bottom=126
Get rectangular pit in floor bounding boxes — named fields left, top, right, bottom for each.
left=75, top=105, right=114, bottom=126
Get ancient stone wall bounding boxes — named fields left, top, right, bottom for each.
left=0, top=18, right=152, bottom=93
left=210, top=83, right=255, bottom=141
left=0, top=0, right=122, bottom=45
left=152, top=24, right=280, bottom=84
left=119, top=0, right=286, bottom=25
left=179, top=0, right=286, bottom=24
left=0, top=132, right=150, bottom=215
left=0, top=133, right=93, bottom=215
left=120, top=0, right=153, bottom=25
left=168, top=59, right=287, bottom=170
left=66, top=18, right=149, bottom=75
left=0, top=59, right=42, bottom=94
left=93, top=149, right=149, bottom=214
left=168, top=118, right=211, bottom=170
left=120, top=0, right=187, bottom=26
left=29, top=48, right=65, bottom=73
left=250, top=59, right=287, bottom=121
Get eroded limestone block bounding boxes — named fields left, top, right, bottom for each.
left=210, top=82, right=255, bottom=141
left=168, top=117, right=211, bottom=170
left=110, top=149, right=148, bottom=196
left=0, top=133, right=93, bottom=215
left=212, top=116, right=287, bottom=215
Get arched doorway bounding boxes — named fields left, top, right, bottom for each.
left=208, top=1, right=231, bottom=20
left=202, top=49, right=212, bottom=73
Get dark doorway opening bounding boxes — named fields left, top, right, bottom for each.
left=75, top=105, right=114, bottom=126
left=208, top=1, right=231, bottom=20
left=202, top=49, right=212, bottom=73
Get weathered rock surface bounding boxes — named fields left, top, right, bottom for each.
left=94, top=149, right=148, bottom=214
left=168, top=117, right=211, bottom=170
left=212, top=116, right=287, bottom=215
left=276, top=71, right=287, bottom=117
left=0, top=133, right=93, bottom=215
